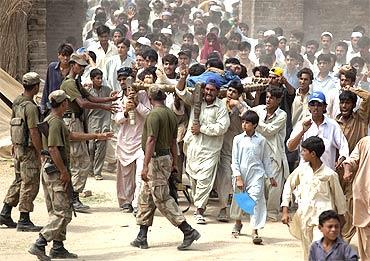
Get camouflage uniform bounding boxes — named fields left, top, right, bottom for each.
left=136, top=105, right=185, bottom=227
left=136, top=155, right=186, bottom=226
left=40, top=114, right=72, bottom=242
left=4, top=95, right=40, bottom=212
left=60, top=75, right=90, bottom=193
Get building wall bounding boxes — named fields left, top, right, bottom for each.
left=28, top=0, right=47, bottom=80
left=46, top=0, right=86, bottom=62
left=241, top=0, right=370, bottom=43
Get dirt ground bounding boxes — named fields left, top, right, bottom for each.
left=0, top=161, right=359, bottom=261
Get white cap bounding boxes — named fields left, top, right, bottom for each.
left=351, top=32, right=363, bottom=38
left=161, top=11, right=172, bottom=17
left=113, top=9, right=123, bottom=16
left=161, top=28, right=172, bottom=35
left=278, top=36, right=286, bottom=41
left=137, top=37, right=151, bottom=46
left=263, top=30, right=276, bottom=37
left=210, top=5, right=222, bottom=13
left=321, top=31, right=333, bottom=38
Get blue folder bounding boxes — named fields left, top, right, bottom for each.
left=234, top=192, right=256, bottom=215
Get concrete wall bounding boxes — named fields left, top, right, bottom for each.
left=241, top=0, right=370, bottom=43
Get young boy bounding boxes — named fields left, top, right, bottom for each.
left=230, top=110, right=277, bottom=244
left=309, top=210, right=358, bottom=261
left=281, top=136, right=347, bottom=260
left=87, top=68, right=112, bottom=180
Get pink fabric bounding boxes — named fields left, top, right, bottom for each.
left=200, top=33, right=223, bottom=62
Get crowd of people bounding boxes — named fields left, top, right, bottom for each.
left=0, top=0, right=370, bottom=260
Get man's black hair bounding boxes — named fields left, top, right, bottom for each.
left=239, top=41, right=251, bottom=51
left=57, top=43, right=74, bottom=56
left=306, top=40, right=319, bottom=49
left=116, top=38, right=131, bottom=48
left=339, top=90, right=357, bottom=105
left=319, top=210, right=340, bottom=226
left=301, top=136, right=325, bottom=158
left=188, top=63, right=206, bottom=76
left=162, top=54, right=178, bottom=65
left=137, top=66, right=157, bottom=82
left=336, top=41, right=349, bottom=52
left=228, top=80, right=244, bottom=95
left=142, top=48, right=158, bottom=63
left=297, top=68, right=314, bottom=82
left=241, top=110, right=259, bottom=125
left=205, top=58, right=224, bottom=70
left=96, top=25, right=110, bottom=36
left=225, top=57, right=240, bottom=65
left=90, top=68, right=103, bottom=79
left=252, top=66, right=270, bottom=78
left=317, top=53, right=331, bottom=63
left=88, top=51, right=97, bottom=63
left=266, top=85, right=284, bottom=99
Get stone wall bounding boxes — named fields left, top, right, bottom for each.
left=27, top=0, right=47, bottom=80
left=46, top=0, right=86, bottom=62
left=241, top=0, right=370, bottom=43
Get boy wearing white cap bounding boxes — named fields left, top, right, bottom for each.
left=315, top=32, right=334, bottom=58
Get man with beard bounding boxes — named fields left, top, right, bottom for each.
left=333, top=42, right=349, bottom=73
left=304, top=40, right=319, bottom=67
left=176, top=70, right=230, bottom=224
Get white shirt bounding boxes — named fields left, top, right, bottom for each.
left=104, top=55, right=134, bottom=92
left=312, top=73, right=337, bottom=98
left=88, top=41, right=118, bottom=71
left=287, top=115, right=349, bottom=170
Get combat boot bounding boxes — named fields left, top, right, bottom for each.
left=17, top=212, right=43, bottom=232
left=49, top=240, right=78, bottom=259
left=177, top=221, right=201, bottom=250
left=130, top=225, right=149, bottom=249
left=72, top=192, right=90, bottom=212
left=28, top=234, right=50, bottom=261
left=0, top=203, right=17, bottom=228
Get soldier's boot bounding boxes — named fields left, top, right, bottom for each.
left=130, top=225, right=149, bottom=249
left=72, top=192, right=90, bottom=211
left=49, top=240, right=78, bottom=259
left=17, top=212, right=43, bottom=232
left=177, top=221, right=201, bottom=250
left=0, top=203, right=17, bottom=228
left=28, top=234, right=51, bottom=261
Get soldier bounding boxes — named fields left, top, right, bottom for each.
left=131, top=86, right=200, bottom=250
left=0, top=72, right=43, bottom=231
left=60, top=53, right=118, bottom=211
left=28, top=90, right=113, bottom=260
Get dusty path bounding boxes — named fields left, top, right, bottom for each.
left=0, top=161, right=358, bottom=260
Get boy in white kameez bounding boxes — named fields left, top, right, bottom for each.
left=230, top=110, right=277, bottom=244
left=281, top=136, right=346, bottom=260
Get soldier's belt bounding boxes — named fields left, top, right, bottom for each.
left=152, top=149, right=170, bottom=158
left=63, top=112, right=81, bottom=119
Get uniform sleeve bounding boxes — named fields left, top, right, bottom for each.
left=60, top=80, right=82, bottom=102
left=47, top=120, right=65, bottom=147
left=329, top=172, right=347, bottom=215
left=200, top=104, right=230, bottom=136
left=145, top=113, right=159, bottom=138
left=25, top=103, right=39, bottom=129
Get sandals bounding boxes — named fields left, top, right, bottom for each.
left=195, top=214, right=206, bottom=224
left=216, top=208, right=230, bottom=222
left=232, top=223, right=243, bottom=237
left=252, top=234, right=263, bottom=245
